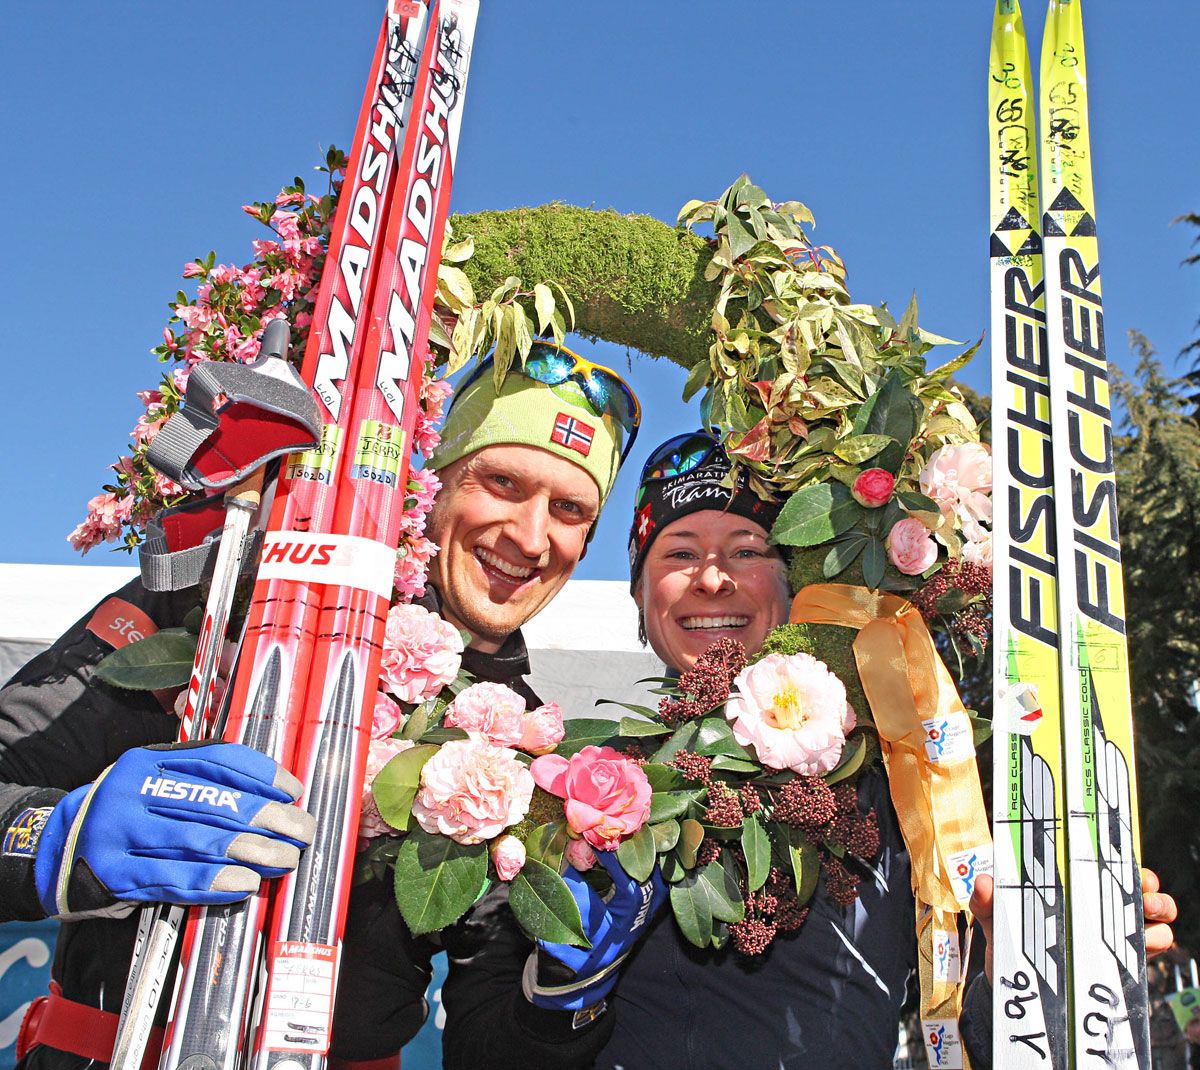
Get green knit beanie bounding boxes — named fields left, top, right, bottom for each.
left=428, top=358, right=631, bottom=503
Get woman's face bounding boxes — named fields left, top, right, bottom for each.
left=635, top=510, right=792, bottom=673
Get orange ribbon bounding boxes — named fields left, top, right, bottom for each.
left=791, top=583, right=991, bottom=1044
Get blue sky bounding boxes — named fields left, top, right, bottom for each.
left=2, top=2, right=1197, bottom=580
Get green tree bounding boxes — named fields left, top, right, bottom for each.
left=1115, top=331, right=1200, bottom=951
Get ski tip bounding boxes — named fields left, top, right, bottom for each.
left=261, top=318, right=290, bottom=363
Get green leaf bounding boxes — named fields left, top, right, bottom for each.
left=897, top=490, right=940, bottom=514
left=781, top=826, right=820, bottom=903
left=494, top=304, right=517, bottom=376
left=555, top=718, right=619, bottom=757
left=641, top=763, right=685, bottom=792
left=649, top=790, right=693, bottom=824
left=771, top=483, right=863, bottom=548
left=926, top=336, right=982, bottom=380
left=696, top=859, right=745, bottom=923
left=825, top=734, right=869, bottom=786
left=823, top=531, right=869, bottom=578
left=399, top=703, right=432, bottom=742
left=861, top=537, right=886, bottom=590
left=594, top=700, right=658, bottom=720
left=660, top=853, right=687, bottom=882
left=709, top=755, right=759, bottom=774
left=832, top=434, right=893, bottom=464
left=418, top=726, right=469, bottom=746
left=509, top=856, right=589, bottom=946
left=95, top=630, right=198, bottom=690
left=523, top=821, right=569, bottom=871
left=852, top=372, right=919, bottom=452
left=650, top=819, right=681, bottom=853
left=651, top=721, right=701, bottom=763
left=372, top=744, right=438, bottom=831
left=670, top=874, right=714, bottom=948
left=677, top=819, right=704, bottom=868
left=741, top=815, right=771, bottom=893
left=394, top=828, right=488, bottom=935
left=694, top=716, right=753, bottom=760
left=616, top=822, right=657, bottom=882
left=532, top=282, right=555, bottom=335
left=682, top=359, right=710, bottom=403
left=616, top=717, right=672, bottom=739
left=725, top=216, right=758, bottom=261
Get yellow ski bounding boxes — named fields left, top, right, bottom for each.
left=988, top=2, right=1071, bottom=1066
left=1039, top=1, right=1150, bottom=1065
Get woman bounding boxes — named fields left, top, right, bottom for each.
left=599, top=429, right=919, bottom=1069
left=598, top=429, right=1178, bottom=1070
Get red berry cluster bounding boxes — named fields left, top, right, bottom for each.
left=909, top=558, right=993, bottom=656
left=772, top=775, right=836, bottom=830
left=765, top=867, right=809, bottom=933
left=822, top=855, right=861, bottom=907
left=658, top=639, right=748, bottom=726
left=697, top=836, right=722, bottom=867
left=669, top=750, right=713, bottom=785
left=738, top=784, right=764, bottom=815
left=729, top=915, right=777, bottom=955
left=822, top=783, right=881, bottom=860
left=704, top=781, right=744, bottom=828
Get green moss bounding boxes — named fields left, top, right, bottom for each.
left=508, top=787, right=565, bottom=843
left=752, top=623, right=815, bottom=663
left=450, top=205, right=716, bottom=368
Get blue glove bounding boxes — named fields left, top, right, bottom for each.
left=32, top=740, right=315, bottom=920
left=523, top=849, right=667, bottom=1013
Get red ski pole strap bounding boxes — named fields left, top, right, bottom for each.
left=18, top=983, right=165, bottom=1070
left=148, top=323, right=319, bottom=492
left=139, top=493, right=244, bottom=592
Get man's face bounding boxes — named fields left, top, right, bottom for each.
left=635, top=510, right=790, bottom=672
left=426, top=445, right=600, bottom=652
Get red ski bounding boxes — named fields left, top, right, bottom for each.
left=251, top=6, right=479, bottom=1068
left=158, top=6, right=437, bottom=1070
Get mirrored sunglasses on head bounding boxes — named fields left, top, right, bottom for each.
left=638, top=429, right=725, bottom=485
left=459, top=341, right=641, bottom=461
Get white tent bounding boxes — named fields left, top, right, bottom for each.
left=0, top=563, right=663, bottom=713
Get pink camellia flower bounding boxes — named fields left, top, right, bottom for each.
left=519, top=702, right=565, bottom=756
left=531, top=746, right=652, bottom=851
left=411, top=737, right=534, bottom=845
left=394, top=535, right=438, bottom=600
left=851, top=467, right=895, bottom=508
left=379, top=602, right=463, bottom=703
left=444, top=682, right=527, bottom=748
left=887, top=517, right=939, bottom=576
left=372, top=691, right=403, bottom=740
left=490, top=834, right=527, bottom=881
left=725, top=653, right=856, bottom=775
left=962, top=530, right=993, bottom=570
left=359, top=737, right=417, bottom=845
left=919, top=443, right=992, bottom=525
left=564, top=838, right=597, bottom=873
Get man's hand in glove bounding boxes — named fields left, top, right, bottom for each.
left=523, top=849, right=666, bottom=1014
left=31, top=740, right=315, bottom=920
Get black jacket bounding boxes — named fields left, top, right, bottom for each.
left=0, top=576, right=198, bottom=1069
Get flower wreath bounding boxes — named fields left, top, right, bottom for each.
left=85, top=157, right=992, bottom=958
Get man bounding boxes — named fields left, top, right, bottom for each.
left=328, top=346, right=643, bottom=1066
left=0, top=341, right=640, bottom=1070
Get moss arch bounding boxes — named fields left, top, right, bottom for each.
left=450, top=204, right=717, bottom=368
